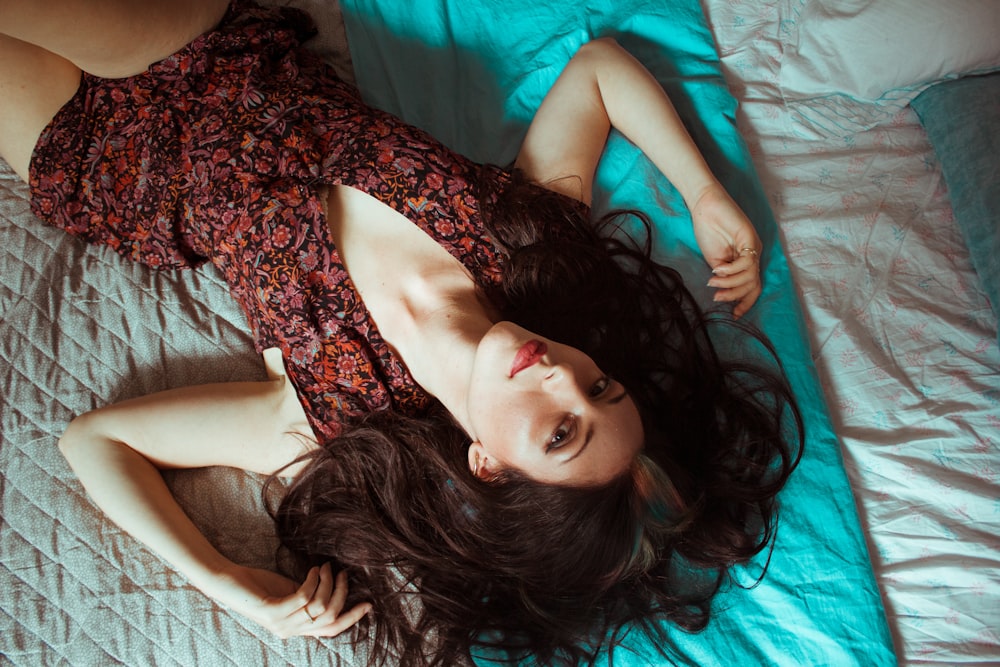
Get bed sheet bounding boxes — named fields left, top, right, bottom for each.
left=702, top=1, right=1000, bottom=664
left=341, top=0, right=896, bottom=665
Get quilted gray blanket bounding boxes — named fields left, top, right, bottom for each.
left=0, top=2, right=378, bottom=663
left=0, top=158, right=377, bottom=664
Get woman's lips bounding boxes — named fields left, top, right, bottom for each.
left=510, top=340, right=547, bottom=377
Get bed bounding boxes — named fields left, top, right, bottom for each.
left=1, top=1, right=997, bottom=665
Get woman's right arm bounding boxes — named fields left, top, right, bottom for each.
left=516, top=38, right=763, bottom=317
left=58, top=348, right=371, bottom=638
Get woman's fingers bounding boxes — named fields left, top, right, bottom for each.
left=707, top=253, right=762, bottom=317
left=305, top=601, right=373, bottom=638
left=732, top=285, right=762, bottom=319
left=295, top=565, right=321, bottom=606
left=299, top=565, right=372, bottom=637
left=219, top=564, right=368, bottom=640
left=332, top=601, right=373, bottom=635
left=711, top=249, right=758, bottom=277
left=708, top=261, right=758, bottom=292
left=303, top=562, right=336, bottom=620
left=328, top=569, right=349, bottom=617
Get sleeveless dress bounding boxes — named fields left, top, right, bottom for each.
left=28, top=0, right=573, bottom=442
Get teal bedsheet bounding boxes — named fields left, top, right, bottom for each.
left=340, top=1, right=896, bottom=664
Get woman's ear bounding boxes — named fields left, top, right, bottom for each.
left=467, top=441, right=494, bottom=479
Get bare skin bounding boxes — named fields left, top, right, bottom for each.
left=0, top=3, right=763, bottom=639
left=0, top=0, right=230, bottom=78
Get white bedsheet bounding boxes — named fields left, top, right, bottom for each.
left=703, top=1, right=1000, bottom=663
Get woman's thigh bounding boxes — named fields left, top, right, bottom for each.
left=0, top=0, right=230, bottom=79
left=0, top=0, right=231, bottom=181
left=0, top=35, right=80, bottom=182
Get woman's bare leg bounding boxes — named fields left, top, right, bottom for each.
left=0, top=34, right=80, bottom=182
left=0, top=0, right=230, bottom=181
left=0, top=0, right=230, bottom=79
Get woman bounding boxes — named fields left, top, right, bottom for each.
left=0, top=0, right=802, bottom=664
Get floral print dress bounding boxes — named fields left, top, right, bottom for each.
left=28, top=0, right=522, bottom=442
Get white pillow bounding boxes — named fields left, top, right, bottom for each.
left=777, top=0, right=1000, bottom=137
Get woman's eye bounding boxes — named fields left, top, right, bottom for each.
left=547, top=416, right=577, bottom=452
left=589, top=375, right=611, bottom=398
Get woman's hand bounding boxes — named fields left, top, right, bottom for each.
left=691, top=183, right=763, bottom=318
left=214, top=562, right=372, bottom=639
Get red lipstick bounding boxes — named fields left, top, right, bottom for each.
left=510, top=340, right=547, bottom=378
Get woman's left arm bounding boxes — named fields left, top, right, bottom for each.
left=516, top=37, right=761, bottom=317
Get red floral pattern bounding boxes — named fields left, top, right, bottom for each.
left=28, top=1, right=517, bottom=441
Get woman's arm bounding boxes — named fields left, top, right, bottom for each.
left=58, top=348, right=370, bottom=638
left=516, top=37, right=762, bottom=317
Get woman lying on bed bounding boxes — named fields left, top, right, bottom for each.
left=0, top=0, right=802, bottom=664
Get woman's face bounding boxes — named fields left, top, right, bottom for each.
left=465, top=321, right=644, bottom=486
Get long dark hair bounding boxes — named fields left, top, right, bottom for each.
left=268, top=170, right=804, bottom=665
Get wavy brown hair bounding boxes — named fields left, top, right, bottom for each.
left=268, top=169, right=804, bottom=665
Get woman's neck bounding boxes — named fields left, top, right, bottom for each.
left=387, top=276, right=493, bottom=429
left=324, top=184, right=493, bottom=430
